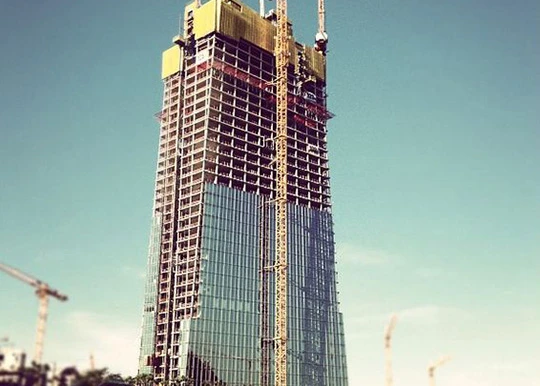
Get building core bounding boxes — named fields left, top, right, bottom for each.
left=138, top=0, right=348, bottom=384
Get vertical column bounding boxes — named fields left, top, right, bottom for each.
left=153, top=73, right=182, bottom=381
left=259, top=195, right=271, bottom=386
left=274, top=1, right=289, bottom=385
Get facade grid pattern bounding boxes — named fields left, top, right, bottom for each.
left=139, top=2, right=348, bottom=385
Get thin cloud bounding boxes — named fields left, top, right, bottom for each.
left=121, top=265, right=146, bottom=280
left=398, top=305, right=470, bottom=326
left=345, top=305, right=470, bottom=331
left=489, top=359, right=540, bottom=373
left=441, top=361, right=540, bottom=386
left=415, top=267, right=444, bottom=278
left=335, top=243, right=395, bottom=266
left=439, top=373, right=492, bottom=386
left=49, top=311, right=140, bottom=375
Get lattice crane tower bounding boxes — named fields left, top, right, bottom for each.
left=274, top=0, right=289, bottom=384
left=0, top=262, right=68, bottom=363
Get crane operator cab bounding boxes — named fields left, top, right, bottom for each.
left=314, top=31, right=328, bottom=55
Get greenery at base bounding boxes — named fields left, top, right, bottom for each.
left=1, top=364, right=227, bottom=386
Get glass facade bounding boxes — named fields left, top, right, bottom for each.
left=179, top=183, right=261, bottom=384
left=139, top=214, right=162, bottom=374
left=171, top=183, right=348, bottom=385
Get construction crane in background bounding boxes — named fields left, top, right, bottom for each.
left=89, top=353, right=95, bottom=371
left=428, top=356, right=451, bottom=386
left=315, top=0, right=328, bottom=54
left=274, top=0, right=289, bottom=384
left=384, top=315, right=398, bottom=386
left=0, top=262, right=68, bottom=364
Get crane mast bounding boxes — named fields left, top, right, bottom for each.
left=384, top=315, right=398, bottom=386
left=318, top=0, right=325, bottom=35
left=0, top=262, right=68, bottom=364
left=274, top=0, right=289, bottom=384
left=428, top=356, right=451, bottom=386
left=315, top=0, right=328, bottom=54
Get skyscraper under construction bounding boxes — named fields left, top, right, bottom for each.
left=138, top=1, right=348, bottom=384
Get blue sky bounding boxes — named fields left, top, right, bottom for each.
left=1, top=1, right=539, bottom=385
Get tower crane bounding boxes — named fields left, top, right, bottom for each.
left=384, top=315, right=398, bottom=386
left=89, top=353, right=95, bottom=371
left=272, top=0, right=329, bottom=383
left=315, top=0, right=328, bottom=54
left=428, top=356, right=451, bottom=386
left=274, top=0, right=289, bottom=384
left=0, top=262, right=68, bottom=364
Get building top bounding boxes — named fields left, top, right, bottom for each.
left=162, top=0, right=326, bottom=80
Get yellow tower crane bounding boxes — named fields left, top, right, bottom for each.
left=315, top=0, right=329, bottom=54
left=272, top=0, right=328, bottom=383
left=384, top=315, right=398, bottom=386
left=0, top=262, right=68, bottom=364
left=428, top=356, right=451, bottom=386
left=274, top=0, right=289, bottom=384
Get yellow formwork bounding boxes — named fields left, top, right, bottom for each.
left=183, top=0, right=325, bottom=80
left=303, top=47, right=325, bottom=81
left=161, top=45, right=183, bottom=79
left=219, top=0, right=274, bottom=52
left=192, top=0, right=217, bottom=39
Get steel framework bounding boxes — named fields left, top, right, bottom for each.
left=274, top=0, right=289, bottom=384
